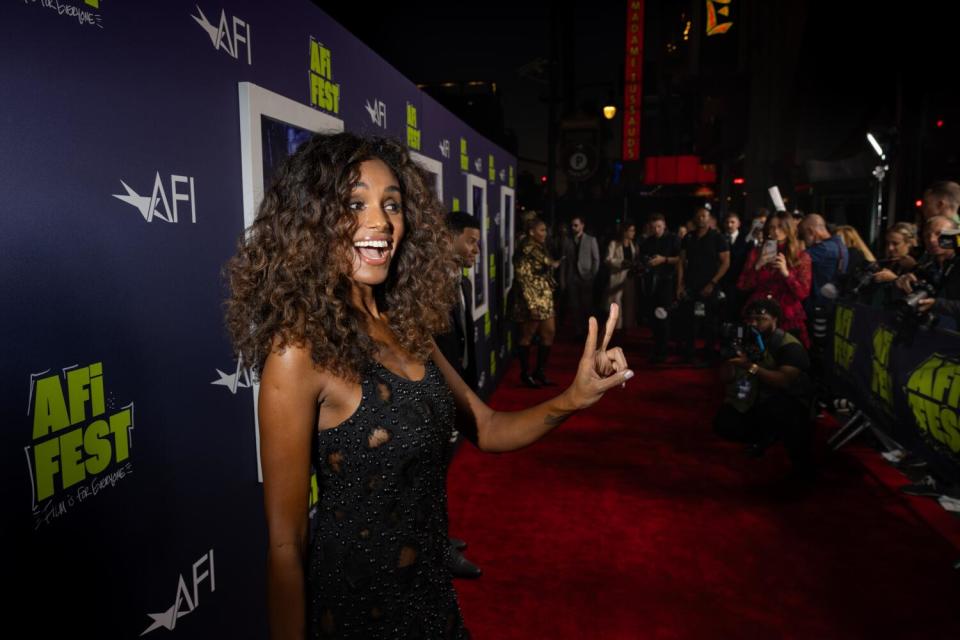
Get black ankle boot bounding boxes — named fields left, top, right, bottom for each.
left=518, top=346, right=540, bottom=388
left=533, top=345, right=556, bottom=386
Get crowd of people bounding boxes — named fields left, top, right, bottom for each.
left=507, top=180, right=960, bottom=486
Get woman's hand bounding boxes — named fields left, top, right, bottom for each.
left=873, top=268, right=898, bottom=283
left=566, top=303, right=633, bottom=410
left=774, top=253, right=789, bottom=277
left=755, top=252, right=772, bottom=270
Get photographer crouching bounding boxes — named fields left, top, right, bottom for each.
left=713, top=298, right=816, bottom=477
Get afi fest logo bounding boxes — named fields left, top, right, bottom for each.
left=191, top=4, right=251, bottom=64
left=113, top=173, right=197, bottom=224
left=310, top=37, right=340, bottom=114
left=141, top=549, right=216, bottom=636
left=905, top=355, right=960, bottom=455
left=26, top=362, right=135, bottom=528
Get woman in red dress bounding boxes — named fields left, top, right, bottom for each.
left=737, top=211, right=812, bottom=346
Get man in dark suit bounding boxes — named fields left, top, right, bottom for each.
left=434, top=210, right=483, bottom=579
left=561, top=215, right=600, bottom=339
left=721, top=212, right=751, bottom=322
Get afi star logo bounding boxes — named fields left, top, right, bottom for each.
left=141, top=550, right=215, bottom=636
left=191, top=4, right=251, bottom=64
left=364, top=99, right=387, bottom=128
left=211, top=356, right=253, bottom=394
left=113, top=173, right=197, bottom=223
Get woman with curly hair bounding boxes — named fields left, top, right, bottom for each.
left=510, top=215, right=560, bottom=387
left=737, top=210, right=812, bottom=346
left=226, top=132, right=633, bottom=640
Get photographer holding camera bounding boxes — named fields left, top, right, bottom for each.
left=713, top=298, right=815, bottom=476
left=895, top=216, right=960, bottom=323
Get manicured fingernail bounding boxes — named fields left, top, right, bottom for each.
left=623, top=370, right=634, bottom=380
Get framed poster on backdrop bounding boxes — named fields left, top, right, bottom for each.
left=465, top=174, right=489, bottom=321
left=410, top=151, right=443, bottom=203
left=499, top=186, right=515, bottom=293
left=238, top=82, right=344, bottom=481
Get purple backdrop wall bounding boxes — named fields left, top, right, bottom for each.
left=0, top=2, right=516, bottom=637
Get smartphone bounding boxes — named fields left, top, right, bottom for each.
left=760, top=239, right=778, bottom=263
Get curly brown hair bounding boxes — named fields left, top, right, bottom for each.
left=225, top=132, right=458, bottom=380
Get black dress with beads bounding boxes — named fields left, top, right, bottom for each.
left=307, top=360, right=470, bottom=639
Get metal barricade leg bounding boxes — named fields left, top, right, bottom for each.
left=827, top=409, right=864, bottom=447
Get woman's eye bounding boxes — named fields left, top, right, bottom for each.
left=349, top=201, right=364, bottom=211
left=384, top=201, right=402, bottom=214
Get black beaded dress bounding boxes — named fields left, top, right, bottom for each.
left=307, top=360, right=470, bottom=639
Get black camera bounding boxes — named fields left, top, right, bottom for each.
left=938, top=228, right=960, bottom=251
left=849, top=261, right=882, bottom=295
left=898, top=279, right=938, bottom=313
left=719, top=322, right=765, bottom=362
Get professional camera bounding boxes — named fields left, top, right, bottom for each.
left=719, top=322, right=765, bottom=362
left=892, top=263, right=941, bottom=344
left=849, top=261, right=883, bottom=296
left=938, top=227, right=960, bottom=251
left=898, top=278, right=939, bottom=313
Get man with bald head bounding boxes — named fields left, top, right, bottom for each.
left=798, top=213, right=848, bottom=314
left=920, top=181, right=960, bottom=225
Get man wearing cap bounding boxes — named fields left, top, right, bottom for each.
left=714, top=297, right=815, bottom=478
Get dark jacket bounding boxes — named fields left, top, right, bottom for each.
left=435, top=276, right=476, bottom=388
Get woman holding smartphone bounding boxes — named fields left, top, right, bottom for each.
left=736, top=211, right=812, bottom=346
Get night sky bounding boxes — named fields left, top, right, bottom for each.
left=318, top=1, right=959, bottom=222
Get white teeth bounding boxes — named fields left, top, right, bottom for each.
left=353, top=240, right=389, bottom=248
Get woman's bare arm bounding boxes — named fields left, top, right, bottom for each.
left=432, top=305, right=633, bottom=453
left=258, top=345, right=323, bottom=640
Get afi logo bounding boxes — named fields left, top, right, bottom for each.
left=141, top=550, right=216, bottom=636
left=191, top=5, right=251, bottom=65
left=364, top=99, right=387, bottom=128
left=474, top=157, right=483, bottom=173
left=211, top=356, right=253, bottom=394
left=113, top=173, right=197, bottom=224
left=439, top=139, right=451, bottom=159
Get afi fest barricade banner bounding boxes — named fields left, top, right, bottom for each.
left=829, top=302, right=960, bottom=485
left=1, top=2, right=516, bottom=637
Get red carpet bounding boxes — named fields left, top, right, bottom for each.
left=447, top=330, right=960, bottom=639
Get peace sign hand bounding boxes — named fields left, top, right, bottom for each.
left=567, top=303, right=634, bottom=410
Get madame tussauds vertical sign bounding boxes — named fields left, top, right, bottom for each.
left=26, top=362, right=135, bottom=528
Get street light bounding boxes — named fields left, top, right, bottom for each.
left=866, top=132, right=885, bottom=160
left=867, top=131, right=890, bottom=245
left=603, top=104, right=617, bottom=119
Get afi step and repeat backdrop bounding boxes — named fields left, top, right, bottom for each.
left=1, top=2, right=517, bottom=636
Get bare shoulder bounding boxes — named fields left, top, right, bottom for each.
left=260, top=340, right=326, bottom=398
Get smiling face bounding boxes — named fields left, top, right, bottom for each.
left=349, top=158, right=405, bottom=286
